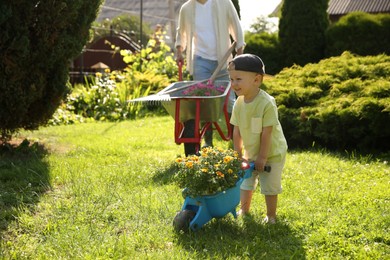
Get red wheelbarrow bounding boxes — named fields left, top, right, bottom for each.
left=159, top=79, right=233, bottom=155
left=130, top=77, right=233, bottom=154
left=130, top=43, right=236, bottom=155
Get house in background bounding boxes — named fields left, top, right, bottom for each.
left=270, top=0, right=390, bottom=23
left=70, top=32, right=141, bottom=84
left=96, top=0, right=187, bottom=46
left=70, top=0, right=186, bottom=84
left=328, top=0, right=390, bottom=22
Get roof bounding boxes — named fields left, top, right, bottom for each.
left=328, top=0, right=390, bottom=15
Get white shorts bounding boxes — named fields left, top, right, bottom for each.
left=240, top=156, right=286, bottom=195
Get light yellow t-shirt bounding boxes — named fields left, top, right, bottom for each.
left=230, top=89, right=287, bottom=162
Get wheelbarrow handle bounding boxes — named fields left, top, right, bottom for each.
left=241, top=162, right=271, bottom=177
left=209, top=41, right=236, bottom=84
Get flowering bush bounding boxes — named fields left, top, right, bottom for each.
left=182, top=82, right=225, bottom=97
left=174, top=147, right=242, bottom=197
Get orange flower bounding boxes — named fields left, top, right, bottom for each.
left=174, top=147, right=242, bottom=197
left=185, top=162, right=193, bottom=168
left=216, top=171, right=224, bottom=178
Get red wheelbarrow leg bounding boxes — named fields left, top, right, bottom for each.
left=174, top=99, right=203, bottom=156
left=213, top=87, right=233, bottom=141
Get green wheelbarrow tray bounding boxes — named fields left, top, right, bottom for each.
left=159, top=80, right=233, bottom=145
left=161, top=80, right=231, bottom=122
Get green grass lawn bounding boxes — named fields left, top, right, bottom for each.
left=0, top=116, right=389, bottom=259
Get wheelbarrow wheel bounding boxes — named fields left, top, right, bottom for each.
left=173, top=209, right=196, bottom=232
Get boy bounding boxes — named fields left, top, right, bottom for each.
left=228, top=54, right=288, bottom=224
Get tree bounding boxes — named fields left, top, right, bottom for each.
left=249, top=16, right=278, bottom=34
left=92, top=14, right=152, bottom=46
left=244, top=32, right=282, bottom=75
left=278, top=0, right=329, bottom=67
left=0, top=0, right=103, bottom=141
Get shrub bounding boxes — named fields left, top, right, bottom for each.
left=278, top=0, right=329, bottom=67
left=120, top=39, right=187, bottom=93
left=244, top=32, right=283, bottom=75
left=326, top=12, right=390, bottom=57
left=263, top=52, right=390, bottom=153
left=0, top=0, right=102, bottom=141
left=50, top=70, right=152, bottom=123
left=50, top=36, right=185, bottom=125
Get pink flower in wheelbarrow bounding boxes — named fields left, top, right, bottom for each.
left=182, top=82, right=225, bottom=96
left=174, top=147, right=242, bottom=197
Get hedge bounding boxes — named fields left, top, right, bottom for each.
left=263, top=52, right=390, bottom=153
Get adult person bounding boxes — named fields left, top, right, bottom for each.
left=175, top=0, right=245, bottom=156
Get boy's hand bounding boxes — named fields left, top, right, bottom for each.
left=254, top=158, right=267, bottom=173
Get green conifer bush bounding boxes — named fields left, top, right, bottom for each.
left=0, top=0, right=102, bottom=141
left=263, top=52, right=390, bottom=152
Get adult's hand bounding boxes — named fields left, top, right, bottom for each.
left=176, top=46, right=184, bottom=66
left=236, top=46, right=244, bottom=56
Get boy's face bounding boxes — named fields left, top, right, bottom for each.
left=229, top=69, right=263, bottom=98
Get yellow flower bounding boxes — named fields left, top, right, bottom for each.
left=174, top=147, right=242, bottom=197
left=223, top=156, right=233, bottom=163
left=96, top=72, right=102, bottom=78
left=185, top=162, right=193, bottom=168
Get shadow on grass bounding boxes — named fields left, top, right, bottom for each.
left=174, top=214, right=306, bottom=259
left=0, top=139, right=50, bottom=234
left=152, top=162, right=178, bottom=185
left=289, top=146, right=390, bottom=164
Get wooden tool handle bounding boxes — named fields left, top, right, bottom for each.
left=160, top=42, right=237, bottom=96
left=209, top=41, right=237, bottom=84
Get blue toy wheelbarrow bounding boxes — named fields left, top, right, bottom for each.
left=173, top=162, right=271, bottom=232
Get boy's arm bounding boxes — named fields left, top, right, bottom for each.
left=255, top=126, right=273, bottom=171
left=233, top=125, right=243, bottom=159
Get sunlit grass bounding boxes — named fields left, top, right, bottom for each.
left=1, top=116, right=389, bottom=259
